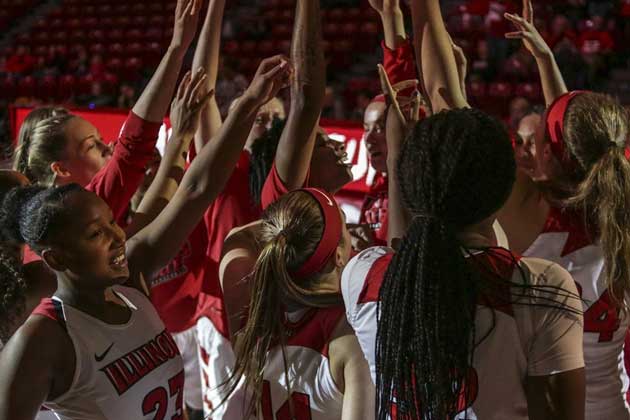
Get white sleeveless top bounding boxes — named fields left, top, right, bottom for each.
left=522, top=207, right=630, bottom=418
left=342, top=246, right=584, bottom=419
left=34, top=286, right=185, bottom=420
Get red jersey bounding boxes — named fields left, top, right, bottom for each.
left=360, top=40, right=418, bottom=245
left=260, top=162, right=309, bottom=210
left=150, top=151, right=260, bottom=334
left=23, top=111, right=161, bottom=264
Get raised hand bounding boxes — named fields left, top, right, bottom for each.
left=368, top=0, right=400, bottom=14
left=504, top=0, right=552, bottom=59
left=170, top=69, right=214, bottom=139
left=242, top=55, right=292, bottom=107
left=171, top=0, right=202, bottom=50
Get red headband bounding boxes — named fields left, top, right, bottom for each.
left=545, top=91, right=587, bottom=170
left=291, top=188, right=343, bottom=279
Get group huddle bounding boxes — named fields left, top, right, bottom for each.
left=0, top=0, right=629, bottom=419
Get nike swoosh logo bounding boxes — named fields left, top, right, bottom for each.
left=312, top=189, right=334, bottom=206
left=94, top=343, right=114, bottom=362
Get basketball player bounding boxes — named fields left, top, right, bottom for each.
left=416, top=0, right=630, bottom=417
left=223, top=188, right=374, bottom=420
left=0, top=54, right=291, bottom=419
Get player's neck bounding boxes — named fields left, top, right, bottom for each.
left=456, top=218, right=497, bottom=249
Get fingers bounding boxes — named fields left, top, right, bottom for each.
left=182, top=0, right=194, bottom=18
left=391, top=79, right=419, bottom=92
left=410, top=91, right=422, bottom=124
left=505, top=32, right=533, bottom=41
left=177, top=71, right=192, bottom=100
left=186, top=68, right=207, bottom=107
left=262, top=60, right=291, bottom=83
left=257, top=55, right=290, bottom=75
left=195, top=89, right=215, bottom=111
left=378, top=64, right=406, bottom=126
left=524, top=0, right=534, bottom=23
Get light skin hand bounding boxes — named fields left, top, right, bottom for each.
left=170, top=69, right=215, bottom=140
left=504, top=0, right=552, bottom=59
left=171, top=0, right=202, bottom=51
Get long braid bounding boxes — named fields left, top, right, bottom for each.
left=376, top=109, right=517, bottom=419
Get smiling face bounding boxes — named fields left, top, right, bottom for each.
left=309, top=129, right=353, bottom=194
left=56, top=117, right=112, bottom=186
left=363, top=101, right=388, bottom=173
left=43, top=190, right=129, bottom=289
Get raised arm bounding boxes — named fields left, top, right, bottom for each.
left=370, top=0, right=407, bottom=49
left=125, top=70, right=213, bottom=237
left=505, top=0, right=567, bottom=106
left=273, top=0, right=326, bottom=190
left=131, top=0, right=201, bottom=123
left=192, top=0, right=225, bottom=152
left=127, top=56, right=291, bottom=277
left=410, top=0, right=468, bottom=112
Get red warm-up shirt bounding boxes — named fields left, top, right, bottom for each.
left=359, top=39, right=417, bottom=245
left=23, top=111, right=161, bottom=264
left=151, top=151, right=261, bottom=334
left=261, top=162, right=310, bottom=210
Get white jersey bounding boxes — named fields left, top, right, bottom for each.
left=33, top=286, right=185, bottom=419
left=522, top=206, right=630, bottom=418
left=342, top=246, right=584, bottom=419
left=201, top=307, right=346, bottom=419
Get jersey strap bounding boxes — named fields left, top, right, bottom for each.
left=357, top=253, right=394, bottom=304
left=284, top=306, right=345, bottom=358
left=541, top=207, right=594, bottom=256
left=32, top=298, right=67, bottom=332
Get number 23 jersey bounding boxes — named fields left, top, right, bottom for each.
left=523, top=207, right=630, bottom=418
left=33, top=286, right=185, bottom=420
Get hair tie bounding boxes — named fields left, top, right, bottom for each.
left=290, top=188, right=342, bottom=279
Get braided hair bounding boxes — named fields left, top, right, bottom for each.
left=0, top=184, right=83, bottom=253
left=248, top=118, right=286, bottom=206
left=12, top=107, right=69, bottom=182
left=375, top=108, right=579, bottom=419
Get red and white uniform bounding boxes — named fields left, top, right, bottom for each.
left=33, top=286, right=185, bottom=419
left=360, top=40, right=418, bottom=245
left=222, top=307, right=346, bottom=420
left=522, top=207, right=630, bottom=418
left=342, top=246, right=584, bottom=419
left=151, top=151, right=261, bottom=411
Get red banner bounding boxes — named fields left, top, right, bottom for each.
left=10, top=107, right=376, bottom=221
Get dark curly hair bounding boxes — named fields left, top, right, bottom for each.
left=0, top=184, right=83, bottom=253
left=375, top=108, right=579, bottom=419
left=0, top=250, right=27, bottom=343
left=248, top=118, right=286, bottom=206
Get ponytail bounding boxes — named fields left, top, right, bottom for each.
left=569, top=147, right=630, bottom=310
left=226, top=236, right=291, bottom=416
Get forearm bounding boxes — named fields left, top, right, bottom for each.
left=275, top=0, right=325, bottom=185
left=132, top=46, right=186, bottom=123
left=126, top=133, right=192, bottom=237
left=411, top=0, right=467, bottom=112
left=536, top=51, right=568, bottom=106
left=380, top=8, right=407, bottom=49
left=193, top=0, right=225, bottom=150
left=386, top=130, right=410, bottom=245
left=129, top=96, right=260, bottom=276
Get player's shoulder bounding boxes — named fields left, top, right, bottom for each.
left=342, top=246, right=394, bottom=305
left=518, top=257, right=576, bottom=291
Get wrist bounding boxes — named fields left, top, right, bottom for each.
left=380, top=8, right=403, bottom=20
left=235, top=92, right=262, bottom=115
left=167, top=43, right=187, bottom=59
left=534, top=48, right=554, bottom=61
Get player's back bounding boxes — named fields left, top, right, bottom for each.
left=342, top=246, right=583, bottom=419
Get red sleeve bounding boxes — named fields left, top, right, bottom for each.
left=260, top=162, right=310, bottom=210
left=86, top=111, right=162, bottom=226
left=260, top=163, right=292, bottom=210
left=381, top=39, right=418, bottom=96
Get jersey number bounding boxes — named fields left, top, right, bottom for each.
left=142, top=370, right=185, bottom=420
left=261, top=380, right=312, bottom=420
left=576, top=285, right=621, bottom=342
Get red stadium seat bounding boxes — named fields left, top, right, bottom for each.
left=149, top=15, right=165, bottom=27
left=0, top=77, right=17, bottom=100
left=88, top=30, right=105, bottom=42
left=39, top=75, right=58, bottom=99
left=145, top=42, right=162, bottom=67
left=89, top=43, right=106, bottom=55
left=108, top=29, right=124, bottom=42
left=108, top=43, right=124, bottom=56
left=145, top=28, right=163, bottom=43
left=106, top=57, right=123, bottom=74
left=515, top=82, right=542, bottom=101
left=126, top=42, right=143, bottom=57
left=17, top=76, right=36, bottom=97
left=258, top=40, right=276, bottom=56
left=324, top=23, right=341, bottom=38
left=125, top=29, right=144, bottom=43
left=132, top=16, right=148, bottom=28
left=114, top=4, right=130, bottom=16
left=223, top=40, right=239, bottom=56
left=123, top=57, right=143, bottom=81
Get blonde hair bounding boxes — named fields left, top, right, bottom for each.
left=561, top=93, right=630, bottom=309
left=14, top=114, right=75, bottom=186
left=224, top=191, right=342, bottom=416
